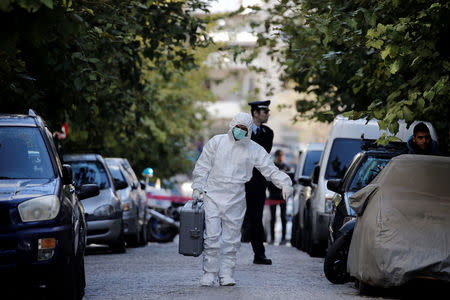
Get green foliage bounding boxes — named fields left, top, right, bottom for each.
left=254, top=0, right=449, bottom=150
left=0, top=0, right=215, bottom=178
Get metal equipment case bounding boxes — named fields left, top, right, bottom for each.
left=179, top=200, right=204, bottom=257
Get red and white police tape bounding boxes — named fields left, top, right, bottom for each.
left=146, top=193, right=285, bottom=206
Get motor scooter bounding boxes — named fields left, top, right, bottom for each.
left=141, top=168, right=192, bottom=243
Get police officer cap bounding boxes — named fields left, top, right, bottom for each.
left=248, top=100, right=271, bottom=110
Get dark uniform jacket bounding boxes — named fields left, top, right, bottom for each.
left=250, top=124, right=274, bottom=182
left=244, top=123, right=274, bottom=252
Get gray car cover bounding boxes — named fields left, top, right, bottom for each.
left=348, top=154, right=450, bottom=287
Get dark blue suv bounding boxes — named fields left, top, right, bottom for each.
left=0, top=110, right=98, bottom=299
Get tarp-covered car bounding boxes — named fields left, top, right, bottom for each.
left=348, top=154, right=450, bottom=288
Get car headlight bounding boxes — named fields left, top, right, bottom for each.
left=18, top=195, right=60, bottom=222
left=94, top=204, right=114, bottom=217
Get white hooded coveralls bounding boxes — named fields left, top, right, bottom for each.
left=191, top=112, right=292, bottom=278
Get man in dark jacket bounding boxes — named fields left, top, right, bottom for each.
left=241, top=100, right=274, bottom=265
left=407, top=122, right=439, bottom=155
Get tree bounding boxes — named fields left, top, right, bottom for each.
left=0, top=0, right=215, bottom=177
left=254, top=0, right=449, bottom=151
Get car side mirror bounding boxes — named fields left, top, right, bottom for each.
left=77, top=184, right=100, bottom=200
left=327, top=179, right=342, bottom=193
left=298, top=176, right=312, bottom=187
left=62, top=164, right=73, bottom=185
left=114, top=178, right=128, bottom=190
left=140, top=181, right=146, bottom=190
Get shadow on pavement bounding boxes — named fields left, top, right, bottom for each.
left=354, top=278, right=449, bottom=299
left=85, top=244, right=114, bottom=255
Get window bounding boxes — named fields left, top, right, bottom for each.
left=349, top=156, right=391, bottom=192
left=70, top=161, right=110, bottom=189
left=302, top=150, right=323, bottom=176
left=325, top=138, right=367, bottom=180
left=107, top=164, right=126, bottom=183
left=0, top=127, right=54, bottom=179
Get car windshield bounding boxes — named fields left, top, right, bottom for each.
left=0, top=127, right=55, bottom=179
left=70, top=161, right=110, bottom=189
left=107, top=163, right=126, bottom=182
left=302, top=150, right=322, bottom=176
left=325, top=138, right=367, bottom=180
left=349, top=156, right=392, bottom=192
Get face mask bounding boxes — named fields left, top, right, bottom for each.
left=232, top=127, right=247, bottom=140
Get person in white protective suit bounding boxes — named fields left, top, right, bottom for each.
left=191, top=112, right=293, bottom=286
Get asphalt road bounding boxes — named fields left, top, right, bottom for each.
left=83, top=239, right=376, bottom=300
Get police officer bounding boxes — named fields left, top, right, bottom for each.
left=242, top=100, right=274, bottom=265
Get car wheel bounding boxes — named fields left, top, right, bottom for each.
left=138, top=220, right=148, bottom=246
left=147, top=220, right=156, bottom=242
left=301, top=207, right=311, bottom=252
left=49, top=251, right=85, bottom=300
left=110, top=223, right=127, bottom=253
left=323, top=232, right=352, bottom=284
left=147, top=217, right=178, bottom=243
left=295, top=218, right=303, bottom=250
left=127, top=216, right=142, bottom=247
left=127, top=232, right=141, bottom=248
left=290, top=213, right=299, bottom=248
left=302, top=206, right=324, bottom=257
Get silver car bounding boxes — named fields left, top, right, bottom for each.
left=105, top=158, right=148, bottom=247
left=290, top=143, right=324, bottom=250
left=64, top=154, right=126, bottom=253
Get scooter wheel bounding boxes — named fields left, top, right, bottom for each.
left=147, top=217, right=178, bottom=243
left=323, top=232, right=352, bottom=284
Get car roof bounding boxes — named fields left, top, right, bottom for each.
left=305, top=143, right=325, bottom=151
left=105, top=157, right=126, bottom=163
left=362, top=149, right=405, bottom=157
left=331, top=115, right=437, bottom=141
left=0, top=114, right=38, bottom=127
left=63, top=153, right=104, bottom=162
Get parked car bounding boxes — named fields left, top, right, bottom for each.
left=298, top=115, right=437, bottom=256
left=0, top=110, right=98, bottom=299
left=290, top=143, right=324, bottom=249
left=323, top=142, right=406, bottom=284
left=348, top=155, right=450, bottom=294
left=63, top=154, right=126, bottom=253
left=105, top=158, right=148, bottom=247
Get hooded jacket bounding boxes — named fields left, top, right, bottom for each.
left=406, top=135, right=439, bottom=155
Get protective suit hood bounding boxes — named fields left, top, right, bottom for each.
left=228, top=112, right=253, bottom=142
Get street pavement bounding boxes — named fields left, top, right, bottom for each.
left=83, top=239, right=377, bottom=300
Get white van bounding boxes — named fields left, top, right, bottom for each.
left=299, top=115, right=437, bottom=256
